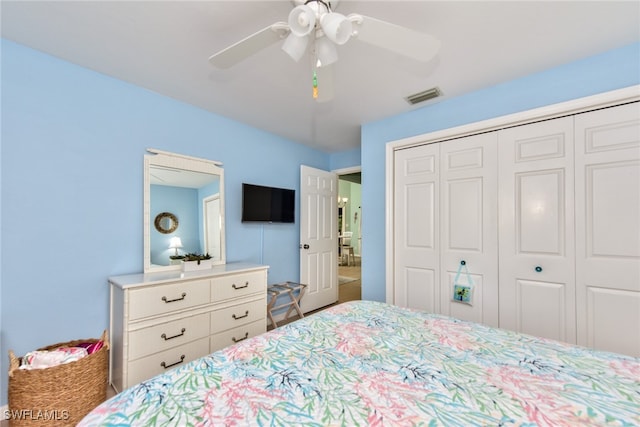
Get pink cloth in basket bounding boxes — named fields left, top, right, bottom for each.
left=20, top=346, right=88, bottom=370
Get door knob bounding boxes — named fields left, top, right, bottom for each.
left=300, top=244, right=310, bottom=250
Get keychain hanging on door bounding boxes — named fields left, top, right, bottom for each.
left=452, top=260, right=474, bottom=305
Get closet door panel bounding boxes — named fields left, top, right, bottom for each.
left=517, top=170, right=564, bottom=254
left=498, top=117, right=576, bottom=343
left=575, top=102, right=640, bottom=357
left=517, top=279, right=566, bottom=340
left=394, top=144, right=440, bottom=311
left=440, top=133, right=499, bottom=326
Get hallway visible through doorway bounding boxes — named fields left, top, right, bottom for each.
left=338, top=263, right=361, bottom=303
left=337, top=170, right=361, bottom=303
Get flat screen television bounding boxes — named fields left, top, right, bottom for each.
left=242, top=183, right=295, bottom=223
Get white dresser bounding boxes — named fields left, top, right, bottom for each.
left=109, top=262, right=268, bottom=392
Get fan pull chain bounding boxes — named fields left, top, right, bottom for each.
left=312, top=70, right=318, bottom=99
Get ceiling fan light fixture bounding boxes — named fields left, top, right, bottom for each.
left=315, top=35, right=338, bottom=67
left=320, top=12, right=353, bottom=45
left=282, top=33, right=309, bottom=62
left=288, top=5, right=316, bottom=37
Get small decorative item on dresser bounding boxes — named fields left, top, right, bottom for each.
left=181, top=253, right=213, bottom=272
left=7, top=330, right=109, bottom=426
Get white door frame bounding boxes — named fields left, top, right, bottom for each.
left=386, top=85, right=640, bottom=304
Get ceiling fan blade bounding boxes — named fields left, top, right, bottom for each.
left=348, top=14, right=440, bottom=63
left=209, top=22, right=289, bottom=69
left=315, top=65, right=334, bottom=103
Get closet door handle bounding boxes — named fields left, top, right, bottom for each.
left=535, top=266, right=543, bottom=273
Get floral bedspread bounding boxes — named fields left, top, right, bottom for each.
left=80, top=300, right=639, bottom=426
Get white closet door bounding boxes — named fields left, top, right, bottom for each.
left=575, top=102, right=640, bottom=357
left=498, top=117, right=576, bottom=343
left=393, top=143, right=440, bottom=311
left=440, top=133, right=499, bottom=326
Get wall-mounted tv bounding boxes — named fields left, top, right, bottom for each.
left=242, top=183, right=295, bottom=223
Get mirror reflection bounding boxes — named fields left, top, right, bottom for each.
left=154, top=212, right=178, bottom=234
left=144, top=150, right=225, bottom=272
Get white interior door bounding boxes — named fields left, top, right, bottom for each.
left=440, top=133, right=499, bottom=327
left=203, top=195, right=221, bottom=261
left=393, top=143, right=440, bottom=311
left=498, top=117, right=576, bottom=343
left=575, top=102, right=640, bottom=357
left=299, top=165, right=338, bottom=312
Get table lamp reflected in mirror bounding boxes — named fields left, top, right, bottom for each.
left=169, top=236, right=183, bottom=257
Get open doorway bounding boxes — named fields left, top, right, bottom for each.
left=337, top=170, right=361, bottom=303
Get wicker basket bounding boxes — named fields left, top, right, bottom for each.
left=7, top=330, right=109, bottom=427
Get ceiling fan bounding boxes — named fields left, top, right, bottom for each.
left=208, top=0, right=440, bottom=101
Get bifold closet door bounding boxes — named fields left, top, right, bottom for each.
left=439, top=133, right=499, bottom=327
left=498, top=117, right=576, bottom=343
left=574, top=102, right=640, bottom=357
left=393, top=143, right=440, bottom=311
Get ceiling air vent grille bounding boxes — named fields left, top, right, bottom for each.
left=406, top=87, right=442, bottom=105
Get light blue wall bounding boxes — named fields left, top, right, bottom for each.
left=360, top=42, right=640, bottom=302
left=330, top=147, right=360, bottom=171
left=0, top=39, right=330, bottom=404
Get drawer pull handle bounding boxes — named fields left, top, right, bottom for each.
left=161, top=328, right=186, bottom=341
left=232, top=332, right=249, bottom=343
left=162, top=292, right=187, bottom=303
left=535, top=266, right=543, bottom=273
left=232, top=282, right=249, bottom=290
left=232, top=310, right=249, bottom=320
left=160, top=354, right=185, bottom=369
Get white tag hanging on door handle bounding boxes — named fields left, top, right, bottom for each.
left=452, top=260, right=474, bottom=305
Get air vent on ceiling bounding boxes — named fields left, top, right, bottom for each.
left=405, top=87, right=442, bottom=105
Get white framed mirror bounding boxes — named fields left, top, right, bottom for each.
left=144, top=149, right=225, bottom=273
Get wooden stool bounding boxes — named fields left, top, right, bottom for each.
left=267, top=282, right=307, bottom=328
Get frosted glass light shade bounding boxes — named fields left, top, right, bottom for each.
left=321, top=13, right=353, bottom=45
left=282, top=33, right=309, bottom=62
left=315, top=36, right=338, bottom=67
left=288, top=5, right=316, bottom=37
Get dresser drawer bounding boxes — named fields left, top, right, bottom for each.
left=210, top=320, right=266, bottom=353
left=128, top=312, right=210, bottom=360
left=129, top=279, right=210, bottom=320
left=127, top=337, right=210, bottom=387
left=210, top=298, right=265, bottom=334
left=212, top=271, right=266, bottom=302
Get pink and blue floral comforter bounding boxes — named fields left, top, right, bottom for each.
left=80, top=300, right=639, bottom=426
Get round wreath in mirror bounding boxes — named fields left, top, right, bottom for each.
left=154, top=212, right=178, bottom=234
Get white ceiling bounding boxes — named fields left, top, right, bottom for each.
left=2, top=1, right=639, bottom=153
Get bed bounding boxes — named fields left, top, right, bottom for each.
left=80, top=300, right=639, bottom=426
